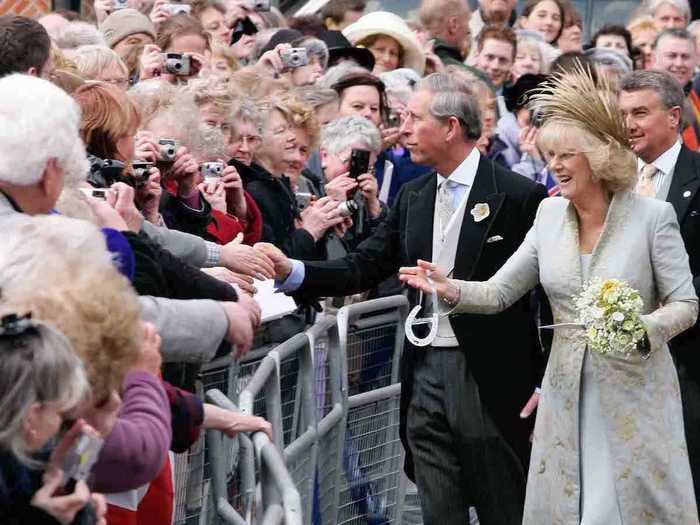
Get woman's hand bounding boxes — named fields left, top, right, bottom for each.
left=171, top=147, right=200, bottom=196
left=380, top=125, right=401, bottom=150
left=136, top=168, right=162, bottom=224
left=94, top=0, right=114, bottom=24
left=357, top=172, right=381, bottom=218
left=132, top=322, right=162, bottom=376
left=139, top=44, right=164, bottom=81
left=221, top=165, right=247, bottom=218
left=518, top=126, right=542, bottom=162
left=399, top=259, right=460, bottom=303
left=299, top=197, right=346, bottom=241
left=149, top=0, right=170, bottom=27
left=31, top=467, right=91, bottom=524
left=324, top=173, right=357, bottom=202
left=203, top=403, right=273, bottom=440
left=256, top=43, right=293, bottom=78
left=134, top=131, right=159, bottom=163
left=198, top=180, right=227, bottom=213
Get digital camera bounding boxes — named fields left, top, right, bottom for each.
left=165, top=2, right=191, bottom=14
left=61, top=431, right=104, bottom=488
left=158, top=138, right=179, bottom=162
left=295, top=192, right=313, bottom=211
left=80, top=188, right=108, bottom=200
left=280, top=48, right=309, bottom=69
left=86, top=155, right=126, bottom=188
left=251, top=0, right=270, bottom=11
left=201, top=161, right=225, bottom=182
left=337, top=199, right=359, bottom=218
left=132, top=161, right=154, bottom=188
left=113, top=0, right=129, bottom=10
left=386, top=110, right=402, bottom=128
left=162, top=53, right=191, bottom=76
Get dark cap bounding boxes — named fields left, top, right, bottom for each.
left=260, top=28, right=304, bottom=55
left=503, top=74, right=547, bottom=112
left=318, top=30, right=375, bottom=71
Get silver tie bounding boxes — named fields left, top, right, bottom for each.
left=636, top=164, right=658, bottom=198
left=437, top=180, right=455, bottom=242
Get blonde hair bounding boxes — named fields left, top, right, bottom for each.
left=0, top=216, right=141, bottom=403
left=537, top=120, right=637, bottom=193
left=209, top=44, right=240, bottom=74
left=69, top=45, right=128, bottom=82
left=231, top=66, right=292, bottom=100
left=627, top=15, right=658, bottom=39
left=270, top=94, right=320, bottom=148
left=186, top=75, right=238, bottom=112
left=73, top=82, right=140, bottom=161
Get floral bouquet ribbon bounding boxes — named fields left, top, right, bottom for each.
left=541, top=278, right=650, bottom=359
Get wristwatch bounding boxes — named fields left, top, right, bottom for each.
left=441, top=282, right=460, bottom=308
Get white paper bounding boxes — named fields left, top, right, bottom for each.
left=253, top=279, right=298, bottom=323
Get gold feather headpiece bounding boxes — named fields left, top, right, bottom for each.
left=528, top=62, right=629, bottom=151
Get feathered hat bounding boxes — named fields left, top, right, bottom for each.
left=529, top=61, right=629, bottom=152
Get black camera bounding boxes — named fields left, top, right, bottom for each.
left=132, top=161, right=154, bottom=189
left=86, top=155, right=126, bottom=188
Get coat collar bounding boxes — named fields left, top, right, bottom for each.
left=562, top=191, right=634, bottom=284
left=667, top=145, right=700, bottom=222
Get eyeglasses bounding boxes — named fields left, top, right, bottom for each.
left=231, top=134, right=262, bottom=147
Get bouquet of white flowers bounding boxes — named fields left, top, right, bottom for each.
left=573, top=278, right=648, bottom=358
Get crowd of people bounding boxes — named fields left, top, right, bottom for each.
left=1, top=0, right=700, bottom=523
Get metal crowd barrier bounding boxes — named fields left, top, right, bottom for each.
left=172, top=295, right=414, bottom=525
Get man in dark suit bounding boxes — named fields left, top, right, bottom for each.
left=620, top=70, right=700, bottom=508
left=258, top=73, right=548, bottom=524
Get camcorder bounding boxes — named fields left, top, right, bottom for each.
left=162, top=53, right=191, bottom=76
left=158, top=138, right=179, bottom=162
left=165, top=1, right=191, bottom=14
left=280, top=48, right=309, bottom=69
left=200, top=161, right=225, bottom=183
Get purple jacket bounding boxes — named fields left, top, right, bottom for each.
left=91, top=371, right=172, bottom=493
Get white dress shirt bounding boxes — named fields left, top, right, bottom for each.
left=637, top=139, right=682, bottom=199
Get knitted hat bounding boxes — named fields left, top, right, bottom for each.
left=101, top=9, right=156, bottom=48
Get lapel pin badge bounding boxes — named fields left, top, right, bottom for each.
left=683, top=190, right=692, bottom=198
left=470, top=202, right=490, bottom=223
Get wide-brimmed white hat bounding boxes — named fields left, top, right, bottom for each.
left=342, top=11, right=426, bottom=76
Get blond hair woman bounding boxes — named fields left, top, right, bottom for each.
left=400, top=67, right=699, bottom=523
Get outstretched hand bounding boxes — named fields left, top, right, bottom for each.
left=399, top=260, right=449, bottom=295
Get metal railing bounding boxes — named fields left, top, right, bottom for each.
left=173, top=295, right=414, bottom=525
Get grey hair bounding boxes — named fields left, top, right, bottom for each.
left=230, top=98, right=265, bottom=135
left=317, top=62, right=367, bottom=89
left=620, top=70, right=685, bottom=130
left=53, top=21, right=106, bottom=50
left=190, top=124, right=228, bottom=161
left=321, top=116, right=382, bottom=155
left=0, top=317, right=89, bottom=467
left=295, top=37, right=329, bottom=69
left=649, top=0, right=690, bottom=21
left=67, top=45, right=127, bottom=81
left=416, top=73, right=482, bottom=140
left=379, top=68, right=420, bottom=105
left=295, top=86, right=339, bottom=109
left=654, top=27, right=696, bottom=53
left=253, top=29, right=279, bottom=61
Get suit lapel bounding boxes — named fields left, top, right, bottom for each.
left=404, top=174, right=437, bottom=264
left=668, top=146, right=700, bottom=222
left=454, top=157, right=506, bottom=280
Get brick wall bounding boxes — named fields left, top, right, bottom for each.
left=0, top=0, right=52, bottom=17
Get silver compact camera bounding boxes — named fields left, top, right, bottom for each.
left=201, top=161, right=225, bottom=182
left=113, top=0, right=129, bottom=10
left=165, top=2, right=191, bottom=14
left=162, top=53, right=191, bottom=76
left=132, top=161, right=154, bottom=188
left=337, top=199, right=359, bottom=218
left=158, top=138, right=179, bottom=162
left=295, top=192, right=312, bottom=211
left=280, top=48, right=309, bottom=69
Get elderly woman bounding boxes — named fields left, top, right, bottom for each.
left=227, top=97, right=264, bottom=166
left=0, top=313, right=104, bottom=525
left=68, top=45, right=130, bottom=90
left=342, top=11, right=425, bottom=76
left=400, top=68, right=699, bottom=523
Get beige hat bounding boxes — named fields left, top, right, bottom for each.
left=100, top=9, right=156, bottom=49
left=342, top=11, right=426, bottom=76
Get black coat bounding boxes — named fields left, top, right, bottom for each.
left=295, top=155, right=548, bottom=478
left=667, top=145, right=700, bottom=377
left=234, top=159, right=321, bottom=260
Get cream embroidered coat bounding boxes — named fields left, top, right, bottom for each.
left=451, top=192, right=699, bottom=524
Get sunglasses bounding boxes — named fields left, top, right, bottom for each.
left=230, top=16, right=258, bottom=45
